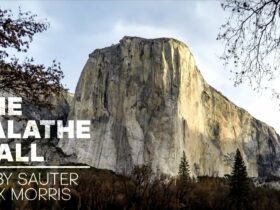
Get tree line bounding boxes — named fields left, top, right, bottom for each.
left=0, top=149, right=279, bottom=210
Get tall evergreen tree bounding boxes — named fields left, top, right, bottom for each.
left=229, top=149, right=250, bottom=209
left=177, top=151, right=190, bottom=208
left=179, top=151, right=190, bottom=182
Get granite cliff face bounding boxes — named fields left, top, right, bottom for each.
left=59, top=36, right=280, bottom=177
left=0, top=91, right=71, bottom=165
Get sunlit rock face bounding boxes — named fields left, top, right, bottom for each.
left=59, top=36, right=280, bottom=177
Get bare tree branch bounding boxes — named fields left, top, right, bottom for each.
left=218, top=0, right=280, bottom=92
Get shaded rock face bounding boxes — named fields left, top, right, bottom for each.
left=0, top=91, right=71, bottom=165
left=59, top=36, right=280, bottom=177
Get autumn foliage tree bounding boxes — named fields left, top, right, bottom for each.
left=0, top=8, right=65, bottom=107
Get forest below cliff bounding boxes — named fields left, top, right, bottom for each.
left=0, top=158, right=280, bottom=210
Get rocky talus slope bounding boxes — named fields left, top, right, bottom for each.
left=59, top=36, right=280, bottom=177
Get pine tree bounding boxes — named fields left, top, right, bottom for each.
left=229, top=149, right=250, bottom=209
left=179, top=151, right=190, bottom=182
left=177, top=151, right=191, bottom=208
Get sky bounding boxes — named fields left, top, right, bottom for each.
left=1, top=0, right=280, bottom=133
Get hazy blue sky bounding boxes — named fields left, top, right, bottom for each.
left=2, top=0, right=280, bottom=133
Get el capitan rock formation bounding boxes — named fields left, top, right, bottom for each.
left=59, top=36, right=280, bottom=177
